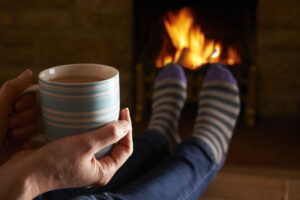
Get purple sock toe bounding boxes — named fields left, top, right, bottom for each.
left=204, top=64, right=237, bottom=85
left=156, top=63, right=187, bottom=84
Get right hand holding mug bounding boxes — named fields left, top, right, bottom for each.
left=0, top=108, right=133, bottom=200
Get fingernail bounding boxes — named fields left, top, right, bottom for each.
left=126, top=107, right=131, bottom=119
left=123, top=107, right=129, bottom=115
left=124, top=121, right=131, bottom=133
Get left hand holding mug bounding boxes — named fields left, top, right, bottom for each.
left=0, top=70, right=39, bottom=164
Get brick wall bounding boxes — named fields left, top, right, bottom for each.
left=256, top=0, right=300, bottom=118
left=0, top=0, right=133, bottom=106
left=1, top=0, right=300, bottom=118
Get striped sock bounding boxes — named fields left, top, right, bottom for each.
left=192, top=64, right=240, bottom=164
left=148, top=63, right=187, bottom=147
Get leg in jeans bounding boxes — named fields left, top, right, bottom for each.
left=103, top=137, right=220, bottom=200
left=34, top=64, right=188, bottom=200
left=69, top=64, right=241, bottom=200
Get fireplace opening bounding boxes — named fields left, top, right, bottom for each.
left=133, top=0, right=258, bottom=125
left=155, top=7, right=241, bottom=70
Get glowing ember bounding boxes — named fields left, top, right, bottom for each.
left=156, top=7, right=241, bottom=69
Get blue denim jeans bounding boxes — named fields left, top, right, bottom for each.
left=35, top=130, right=221, bottom=200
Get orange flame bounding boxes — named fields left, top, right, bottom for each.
left=156, top=7, right=241, bottom=69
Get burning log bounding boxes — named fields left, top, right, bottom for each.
left=178, top=48, right=191, bottom=69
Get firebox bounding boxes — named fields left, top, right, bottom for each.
left=133, top=0, right=257, bottom=126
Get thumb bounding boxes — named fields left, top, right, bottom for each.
left=0, top=70, right=33, bottom=116
left=80, top=120, right=131, bottom=155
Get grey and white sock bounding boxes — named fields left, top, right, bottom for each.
left=148, top=63, right=187, bottom=147
left=192, top=64, right=241, bottom=164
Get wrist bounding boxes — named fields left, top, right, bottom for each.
left=0, top=153, right=56, bottom=200
left=19, top=155, right=57, bottom=199
left=15, top=169, right=40, bottom=200
left=0, top=164, right=38, bottom=200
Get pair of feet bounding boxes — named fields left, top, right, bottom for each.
left=148, top=63, right=240, bottom=164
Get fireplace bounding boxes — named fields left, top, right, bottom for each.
left=133, top=0, right=258, bottom=125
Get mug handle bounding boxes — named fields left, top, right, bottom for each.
left=20, top=84, right=39, bottom=96
left=19, top=84, right=51, bottom=147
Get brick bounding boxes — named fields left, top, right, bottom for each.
left=73, top=0, right=132, bottom=18
left=0, top=0, right=12, bottom=8
left=257, top=50, right=300, bottom=75
left=15, top=11, right=71, bottom=29
left=35, top=30, right=131, bottom=73
left=0, top=0, right=72, bottom=9
left=0, top=30, right=37, bottom=45
left=17, top=0, right=72, bottom=8
left=72, top=0, right=132, bottom=29
left=36, top=31, right=110, bottom=65
left=257, top=52, right=300, bottom=82
left=0, top=10, right=13, bottom=27
left=256, top=48, right=300, bottom=117
left=73, top=13, right=131, bottom=30
left=258, top=29, right=300, bottom=50
left=258, top=0, right=300, bottom=29
left=0, top=45, right=34, bottom=65
left=257, top=94, right=300, bottom=117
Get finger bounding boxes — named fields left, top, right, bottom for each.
left=14, top=92, right=37, bottom=113
left=118, top=108, right=133, bottom=150
left=119, top=108, right=131, bottom=122
left=11, top=123, right=37, bottom=140
left=0, top=70, right=33, bottom=117
left=96, top=109, right=133, bottom=183
left=80, top=119, right=131, bottom=155
left=8, top=106, right=39, bottom=129
left=103, top=108, right=133, bottom=161
left=96, top=142, right=132, bottom=185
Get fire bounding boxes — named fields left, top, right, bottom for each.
left=156, top=7, right=240, bottom=69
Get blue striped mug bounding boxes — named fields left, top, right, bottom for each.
left=36, top=63, right=119, bottom=158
